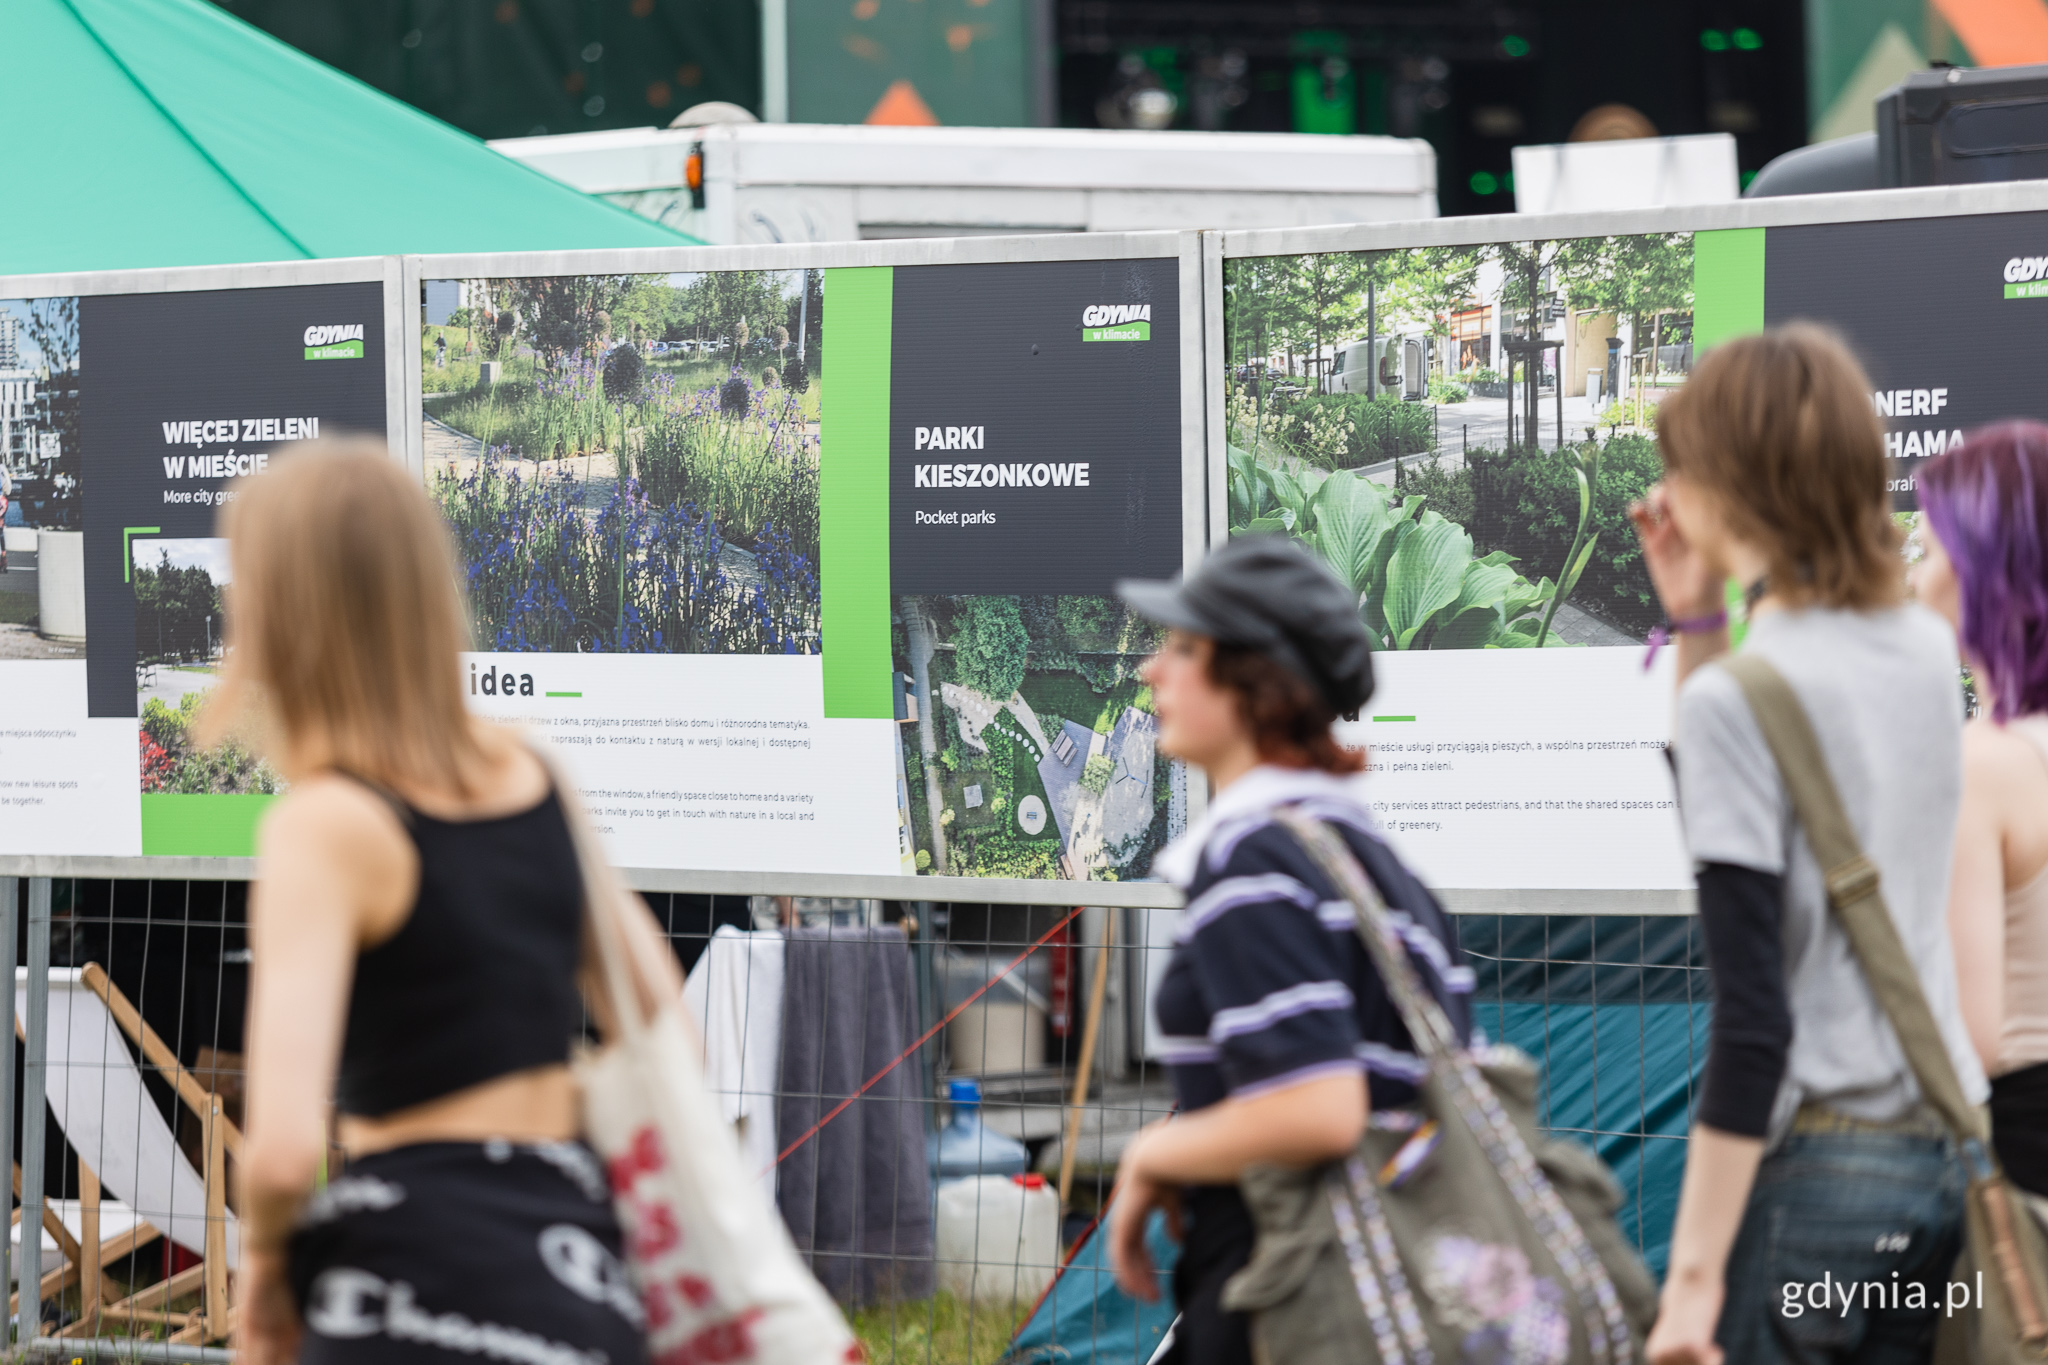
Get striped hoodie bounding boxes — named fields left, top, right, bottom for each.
left=1152, top=766, right=1471, bottom=1112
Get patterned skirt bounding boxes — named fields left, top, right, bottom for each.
left=289, top=1140, right=647, bottom=1365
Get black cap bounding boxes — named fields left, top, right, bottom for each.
left=1117, top=535, right=1374, bottom=717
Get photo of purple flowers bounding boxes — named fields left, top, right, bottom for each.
left=422, top=269, right=822, bottom=654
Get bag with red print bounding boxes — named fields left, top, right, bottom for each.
left=543, top=747, right=861, bottom=1365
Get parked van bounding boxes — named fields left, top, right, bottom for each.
left=1326, top=333, right=1432, bottom=400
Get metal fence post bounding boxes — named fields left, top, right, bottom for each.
left=20, top=877, right=51, bottom=1345
left=913, top=900, right=938, bottom=1129
left=0, top=875, right=16, bottom=1343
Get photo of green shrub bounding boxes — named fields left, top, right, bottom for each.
left=894, top=595, right=1176, bottom=882
left=130, top=537, right=278, bottom=795
left=423, top=270, right=821, bottom=654
left=1225, top=232, right=1691, bottom=646
left=139, top=689, right=280, bottom=796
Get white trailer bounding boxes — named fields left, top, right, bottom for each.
left=490, top=121, right=1437, bottom=245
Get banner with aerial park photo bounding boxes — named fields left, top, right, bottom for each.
left=0, top=265, right=398, bottom=863
left=419, top=248, right=1194, bottom=894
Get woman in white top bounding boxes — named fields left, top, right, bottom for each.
left=1631, top=325, right=1985, bottom=1365
left=1915, top=420, right=2048, bottom=1197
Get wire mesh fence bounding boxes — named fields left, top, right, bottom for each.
left=0, top=879, right=1707, bottom=1364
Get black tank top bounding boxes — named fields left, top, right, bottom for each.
left=334, top=780, right=585, bottom=1118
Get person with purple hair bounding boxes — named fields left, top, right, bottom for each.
left=1915, top=420, right=2048, bottom=1199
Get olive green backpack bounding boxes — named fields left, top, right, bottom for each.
left=1219, top=809, right=1658, bottom=1365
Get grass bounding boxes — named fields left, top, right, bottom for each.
left=943, top=765, right=1002, bottom=830
left=946, top=729, right=1065, bottom=879
left=434, top=351, right=820, bottom=565
left=849, top=1292, right=1034, bottom=1365
left=637, top=389, right=819, bottom=560
left=422, top=331, right=822, bottom=426
left=904, top=743, right=933, bottom=872
left=1017, top=671, right=1150, bottom=737
left=420, top=324, right=490, bottom=393
left=652, top=353, right=822, bottom=421
left=0, top=591, right=36, bottom=626
left=1005, top=731, right=1058, bottom=835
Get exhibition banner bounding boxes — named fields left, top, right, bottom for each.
left=11, top=191, right=2048, bottom=899
left=416, top=249, right=1190, bottom=888
left=1219, top=205, right=2048, bottom=893
left=1727, top=212, right=2045, bottom=505
left=0, top=266, right=398, bottom=862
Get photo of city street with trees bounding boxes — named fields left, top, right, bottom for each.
left=893, top=594, right=1176, bottom=882
left=421, top=269, right=822, bottom=654
left=0, top=296, right=83, bottom=659
left=1225, top=231, right=1692, bottom=644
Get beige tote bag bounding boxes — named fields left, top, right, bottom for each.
left=542, top=748, right=862, bottom=1364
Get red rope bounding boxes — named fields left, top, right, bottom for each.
left=768, top=905, right=1088, bottom=1171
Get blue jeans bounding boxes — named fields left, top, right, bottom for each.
left=1718, top=1126, right=1967, bottom=1365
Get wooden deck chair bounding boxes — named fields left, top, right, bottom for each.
left=12, top=964, right=240, bottom=1344
left=11, top=1164, right=161, bottom=1333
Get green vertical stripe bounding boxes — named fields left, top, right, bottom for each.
left=821, top=266, right=895, bottom=719
left=1693, top=228, right=1766, bottom=352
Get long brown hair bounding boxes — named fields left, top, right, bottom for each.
left=1207, top=643, right=1366, bottom=775
left=1655, top=323, right=1902, bottom=609
left=201, top=440, right=489, bottom=793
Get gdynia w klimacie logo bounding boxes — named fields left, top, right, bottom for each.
left=1082, top=304, right=1151, bottom=342
left=304, top=324, right=365, bottom=360
left=2003, top=256, right=2048, bottom=300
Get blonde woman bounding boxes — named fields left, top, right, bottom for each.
left=213, top=443, right=664, bottom=1365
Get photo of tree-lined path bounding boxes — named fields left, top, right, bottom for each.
left=1226, top=232, right=1692, bottom=646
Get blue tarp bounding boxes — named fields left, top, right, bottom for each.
left=1478, top=1000, right=1709, bottom=1277
left=1005, top=1211, right=1179, bottom=1365
left=1464, top=913, right=1711, bottom=1275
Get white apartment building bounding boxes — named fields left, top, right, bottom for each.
left=0, top=318, right=36, bottom=479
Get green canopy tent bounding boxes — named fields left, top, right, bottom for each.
left=3, top=0, right=699, bottom=275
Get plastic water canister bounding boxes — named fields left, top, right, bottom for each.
left=934, top=1174, right=1060, bottom=1304
left=926, top=1078, right=1028, bottom=1182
